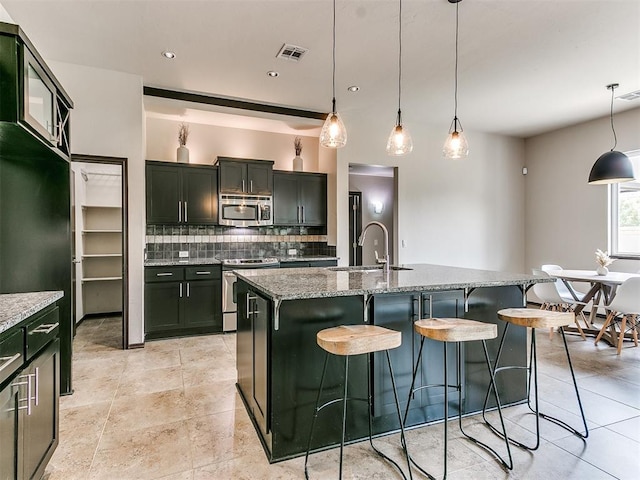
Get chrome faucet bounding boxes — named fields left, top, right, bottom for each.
left=358, top=221, right=390, bottom=274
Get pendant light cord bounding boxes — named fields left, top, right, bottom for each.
left=397, top=0, right=403, bottom=123
left=331, top=0, right=337, bottom=112
left=453, top=1, right=459, bottom=125
left=609, top=84, right=617, bottom=151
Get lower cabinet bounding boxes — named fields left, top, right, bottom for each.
left=144, top=265, right=222, bottom=340
left=0, top=310, right=60, bottom=480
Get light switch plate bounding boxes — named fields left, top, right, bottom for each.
left=288, top=248, right=297, bottom=256
left=179, top=251, right=189, bottom=258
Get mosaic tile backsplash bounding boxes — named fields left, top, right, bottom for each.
left=145, top=225, right=336, bottom=260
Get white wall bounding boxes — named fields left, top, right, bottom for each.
left=525, top=107, right=640, bottom=275
left=49, top=61, right=145, bottom=346
left=337, top=107, right=526, bottom=273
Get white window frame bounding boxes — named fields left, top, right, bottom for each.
left=609, top=149, right=640, bottom=259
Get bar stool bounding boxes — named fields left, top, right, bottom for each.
left=404, top=318, right=513, bottom=479
left=304, top=324, right=412, bottom=480
left=483, top=308, right=589, bottom=450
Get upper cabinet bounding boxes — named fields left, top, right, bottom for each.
left=273, top=171, right=327, bottom=227
left=0, top=22, right=73, bottom=158
left=146, top=161, right=218, bottom=225
left=216, top=157, right=274, bottom=195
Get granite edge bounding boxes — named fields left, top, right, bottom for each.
left=0, top=291, right=64, bottom=334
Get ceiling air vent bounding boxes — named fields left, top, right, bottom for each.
left=618, top=89, right=640, bottom=101
left=276, top=44, right=308, bottom=62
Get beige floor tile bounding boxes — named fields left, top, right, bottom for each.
left=116, top=364, right=184, bottom=397
left=179, top=344, right=234, bottom=367
left=90, top=421, right=193, bottom=480
left=125, top=348, right=182, bottom=372
left=182, top=358, right=237, bottom=387
left=183, top=380, right=244, bottom=417
left=59, top=374, right=120, bottom=410
left=605, top=415, right=640, bottom=441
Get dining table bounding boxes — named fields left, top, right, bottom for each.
left=547, top=269, right=640, bottom=347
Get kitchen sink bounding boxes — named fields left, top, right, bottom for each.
left=327, top=265, right=413, bottom=272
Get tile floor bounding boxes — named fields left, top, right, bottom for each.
left=43, top=316, right=640, bottom=480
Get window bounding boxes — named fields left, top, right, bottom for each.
left=610, top=150, right=640, bottom=258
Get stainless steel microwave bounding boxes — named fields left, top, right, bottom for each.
left=218, top=194, right=273, bottom=227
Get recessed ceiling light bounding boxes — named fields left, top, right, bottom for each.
left=267, top=71, right=279, bottom=77
left=161, top=51, right=176, bottom=59
left=347, top=85, right=360, bottom=92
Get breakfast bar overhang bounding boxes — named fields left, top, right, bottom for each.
left=234, top=264, right=551, bottom=462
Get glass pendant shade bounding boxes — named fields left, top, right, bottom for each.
left=320, top=111, right=347, bottom=148
left=386, top=123, right=413, bottom=156
left=443, top=120, right=469, bottom=159
left=588, top=150, right=635, bottom=184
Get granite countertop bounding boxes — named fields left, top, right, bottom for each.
left=234, top=263, right=552, bottom=301
left=144, top=258, right=222, bottom=267
left=278, top=256, right=339, bottom=263
left=0, top=291, right=63, bottom=334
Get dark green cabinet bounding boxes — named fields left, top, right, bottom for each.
left=0, top=305, right=60, bottom=480
left=217, top=157, right=274, bottom=195
left=279, top=259, right=337, bottom=268
left=273, top=172, right=327, bottom=226
left=144, top=265, right=222, bottom=339
left=146, top=161, right=218, bottom=225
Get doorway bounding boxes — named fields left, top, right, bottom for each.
left=71, top=154, right=128, bottom=349
left=348, top=165, right=397, bottom=266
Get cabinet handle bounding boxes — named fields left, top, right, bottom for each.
left=250, top=180, right=254, bottom=193
left=297, top=206, right=300, bottom=223
left=156, top=272, right=173, bottom=277
left=195, top=271, right=211, bottom=275
left=0, top=353, right=21, bottom=374
left=178, top=201, right=182, bottom=222
left=13, top=374, right=33, bottom=415
left=242, top=179, right=246, bottom=192
left=180, top=283, right=183, bottom=298
left=30, top=322, right=59, bottom=335
left=247, top=294, right=258, bottom=317
left=301, top=205, right=304, bottom=223
left=187, top=282, right=190, bottom=297
left=34, top=367, right=40, bottom=406
left=184, top=202, right=188, bottom=222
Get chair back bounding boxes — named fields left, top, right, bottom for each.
left=532, top=269, right=565, bottom=304
left=608, top=277, right=640, bottom=315
left=541, top=264, right=580, bottom=301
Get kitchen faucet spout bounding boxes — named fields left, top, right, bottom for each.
left=358, top=221, right=390, bottom=274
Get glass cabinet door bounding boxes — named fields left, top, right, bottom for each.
left=23, top=49, right=57, bottom=143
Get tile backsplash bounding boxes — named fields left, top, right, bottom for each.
left=145, top=225, right=336, bottom=260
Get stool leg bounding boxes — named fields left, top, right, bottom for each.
left=459, top=340, right=513, bottom=470
left=305, top=352, right=331, bottom=480
left=443, top=340, right=449, bottom=479
left=339, top=355, right=349, bottom=479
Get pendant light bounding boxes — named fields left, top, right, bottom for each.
left=588, top=83, right=635, bottom=184
left=320, top=0, right=347, bottom=148
left=443, top=0, right=469, bottom=159
left=386, top=0, right=413, bottom=156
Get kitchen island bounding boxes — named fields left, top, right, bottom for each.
left=234, top=264, right=550, bottom=462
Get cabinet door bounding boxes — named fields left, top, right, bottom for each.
left=182, top=279, right=222, bottom=331
left=219, top=162, right=246, bottom=194
left=146, top=164, right=181, bottom=224
left=236, top=281, right=252, bottom=403
left=251, top=291, right=270, bottom=435
left=299, top=175, right=326, bottom=226
left=182, top=167, right=218, bottom=224
left=247, top=163, right=273, bottom=195
left=273, top=174, right=300, bottom=225
left=144, top=282, right=182, bottom=333
left=22, top=340, right=59, bottom=480
left=0, top=382, right=19, bottom=480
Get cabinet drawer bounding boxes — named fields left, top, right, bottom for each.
left=145, top=267, right=185, bottom=283
left=0, top=328, right=24, bottom=385
left=185, top=266, right=221, bottom=281
left=25, top=307, right=59, bottom=361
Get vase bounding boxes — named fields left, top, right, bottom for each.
left=177, top=146, right=190, bottom=164
left=293, top=155, right=303, bottom=172
left=596, top=265, right=609, bottom=276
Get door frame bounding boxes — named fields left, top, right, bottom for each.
left=71, top=154, right=129, bottom=349
left=348, top=191, right=363, bottom=266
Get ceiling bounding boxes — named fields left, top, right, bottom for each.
left=3, top=0, right=639, bottom=138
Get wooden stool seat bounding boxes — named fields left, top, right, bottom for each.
left=414, top=318, right=497, bottom=343
left=498, top=308, right=574, bottom=329
left=317, top=325, right=401, bottom=356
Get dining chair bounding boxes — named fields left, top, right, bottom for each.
left=541, top=264, right=585, bottom=302
left=532, top=269, right=587, bottom=339
left=594, top=277, right=640, bottom=354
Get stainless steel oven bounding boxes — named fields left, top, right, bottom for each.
left=218, top=194, right=273, bottom=227
left=222, top=258, right=279, bottom=332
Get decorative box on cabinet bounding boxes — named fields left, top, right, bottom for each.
left=146, top=161, right=218, bottom=225
left=144, top=265, right=222, bottom=340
